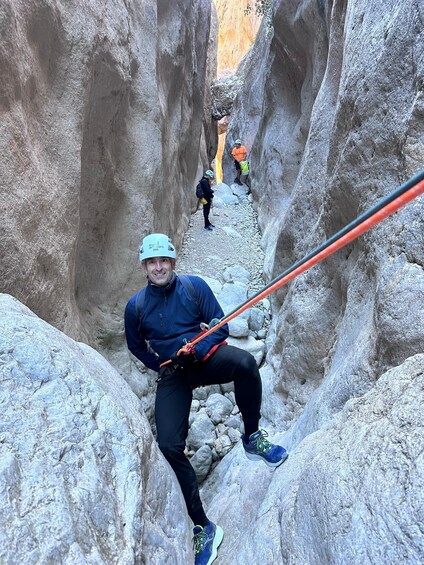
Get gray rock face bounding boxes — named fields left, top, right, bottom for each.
left=0, top=0, right=216, bottom=350
left=0, top=294, right=191, bottom=564
left=1, top=1, right=423, bottom=563
left=226, top=0, right=424, bottom=430
left=205, top=354, right=424, bottom=565
left=211, top=0, right=424, bottom=562
left=205, top=393, right=234, bottom=424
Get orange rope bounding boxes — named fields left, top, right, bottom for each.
left=185, top=178, right=424, bottom=349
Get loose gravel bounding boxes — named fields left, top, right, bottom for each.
left=178, top=192, right=265, bottom=293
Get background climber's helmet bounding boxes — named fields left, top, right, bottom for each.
left=234, top=139, right=241, bottom=145
left=204, top=170, right=214, bottom=179
left=139, top=233, right=177, bottom=262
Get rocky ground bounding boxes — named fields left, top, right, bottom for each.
left=178, top=182, right=265, bottom=293
left=175, top=180, right=273, bottom=482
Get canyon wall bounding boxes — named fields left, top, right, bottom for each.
left=213, top=0, right=261, bottom=77
left=0, top=294, right=192, bottom=564
left=1, top=0, right=424, bottom=563
left=0, top=0, right=216, bottom=348
left=210, top=0, right=424, bottom=562
left=226, top=0, right=424, bottom=427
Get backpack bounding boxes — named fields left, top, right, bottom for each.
left=240, top=160, right=249, bottom=175
left=135, top=275, right=200, bottom=324
left=196, top=182, right=204, bottom=199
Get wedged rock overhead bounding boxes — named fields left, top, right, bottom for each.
left=0, top=0, right=216, bottom=347
left=0, top=293, right=192, bottom=564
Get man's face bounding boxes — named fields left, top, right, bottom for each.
left=143, top=256, right=175, bottom=286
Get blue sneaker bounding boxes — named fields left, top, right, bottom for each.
left=243, top=429, right=288, bottom=468
left=193, top=522, right=223, bottom=565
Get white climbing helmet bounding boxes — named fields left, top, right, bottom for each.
left=204, top=170, right=214, bottom=179
left=234, top=139, right=241, bottom=145
left=139, top=233, right=177, bottom=262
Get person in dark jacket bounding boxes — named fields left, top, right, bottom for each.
left=199, top=169, right=215, bottom=231
left=124, top=233, right=288, bottom=565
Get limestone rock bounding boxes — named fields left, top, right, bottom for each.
left=223, top=264, right=251, bottom=285
left=0, top=294, right=191, bottom=564
left=186, top=412, right=215, bottom=451
left=213, top=0, right=261, bottom=77
left=213, top=183, right=240, bottom=205
left=205, top=393, right=234, bottom=424
left=231, top=182, right=250, bottom=199
left=213, top=434, right=233, bottom=457
left=227, top=335, right=265, bottom=366
left=0, top=0, right=216, bottom=355
left=228, top=317, right=250, bottom=338
left=248, top=307, right=265, bottom=332
left=226, top=0, right=424, bottom=430
left=211, top=74, right=243, bottom=119
left=205, top=1, right=424, bottom=562
left=190, top=445, right=213, bottom=483
left=205, top=355, right=424, bottom=565
left=218, top=281, right=248, bottom=311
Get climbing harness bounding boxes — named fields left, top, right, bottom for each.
left=162, top=169, right=424, bottom=367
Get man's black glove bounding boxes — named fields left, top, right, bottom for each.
left=169, top=349, right=196, bottom=370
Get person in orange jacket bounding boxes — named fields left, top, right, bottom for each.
left=231, top=139, right=248, bottom=185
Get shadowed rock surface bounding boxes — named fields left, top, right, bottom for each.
left=0, top=0, right=216, bottom=349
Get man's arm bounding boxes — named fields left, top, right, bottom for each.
left=124, top=298, right=161, bottom=372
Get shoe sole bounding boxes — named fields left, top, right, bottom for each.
left=206, top=525, right=224, bottom=565
left=245, top=451, right=289, bottom=468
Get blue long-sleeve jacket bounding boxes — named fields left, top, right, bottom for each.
left=124, top=274, right=229, bottom=372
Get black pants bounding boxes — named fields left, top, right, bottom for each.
left=155, top=345, right=262, bottom=524
left=203, top=201, right=211, bottom=227
left=234, top=159, right=242, bottom=181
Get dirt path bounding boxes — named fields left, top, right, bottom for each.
left=177, top=186, right=265, bottom=295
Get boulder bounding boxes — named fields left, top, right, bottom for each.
left=211, top=74, right=243, bottom=119
left=0, top=294, right=191, bottom=564
left=205, top=393, right=234, bottom=424
left=223, top=265, right=251, bottom=285
left=227, top=335, right=265, bottom=366
left=186, top=412, right=215, bottom=451
left=206, top=355, right=424, bottom=565
left=190, top=445, right=213, bottom=483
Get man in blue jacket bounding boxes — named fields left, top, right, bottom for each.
left=124, top=233, right=288, bottom=565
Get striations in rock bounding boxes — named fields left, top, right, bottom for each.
left=0, top=0, right=217, bottom=350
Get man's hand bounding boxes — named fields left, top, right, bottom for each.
left=157, top=351, right=195, bottom=380
left=170, top=349, right=196, bottom=370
